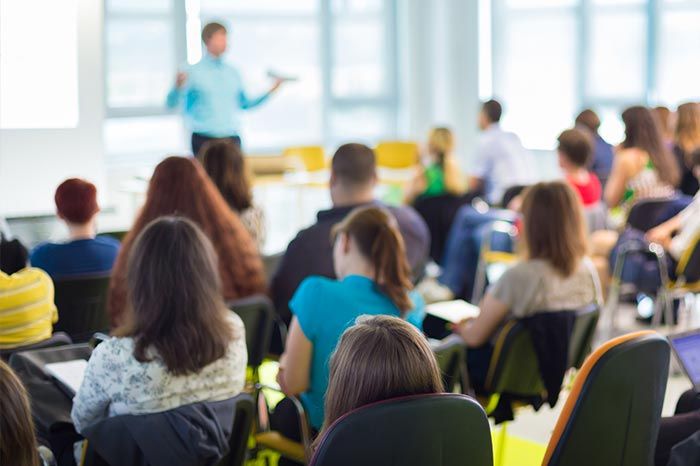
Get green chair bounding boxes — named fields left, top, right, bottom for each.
left=430, top=334, right=471, bottom=395
left=53, top=274, right=111, bottom=343
left=543, top=331, right=670, bottom=466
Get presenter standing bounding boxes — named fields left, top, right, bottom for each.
left=167, top=22, right=284, bottom=156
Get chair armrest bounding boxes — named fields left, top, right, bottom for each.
left=257, top=384, right=313, bottom=461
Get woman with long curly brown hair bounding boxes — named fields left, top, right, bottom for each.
left=108, top=156, right=265, bottom=328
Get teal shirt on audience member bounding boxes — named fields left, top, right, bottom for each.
left=166, top=54, right=269, bottom=138
left=289, top=274, right=425, bottom=430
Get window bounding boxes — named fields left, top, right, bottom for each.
left=490, top=0, right=700, bottom=148
left=104, top=0, right=398, bottom=156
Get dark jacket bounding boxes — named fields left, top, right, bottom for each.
left=270, top=201, right=430, bottom=324
left=82, top=399, right=236, bottom=466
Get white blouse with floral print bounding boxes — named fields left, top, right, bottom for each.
left=71, top=312, right=247, bottom=433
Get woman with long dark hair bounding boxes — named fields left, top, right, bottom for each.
left=73, top=217, right=247, bottom=432
left=108, top=156, right=265, bottom=328
left=200, top=140, right=267, bottom=249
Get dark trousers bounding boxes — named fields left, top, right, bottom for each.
left=655, top=389, right=700, bottom=466
left=191, top=133, right=241, bottom=157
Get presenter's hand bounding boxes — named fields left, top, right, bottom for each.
left=175, top=72, right=188, bottom=89
left=269, top=77, right=285, bottom=94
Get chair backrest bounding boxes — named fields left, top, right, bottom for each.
left=430, top=335, right=469, bottom=394
left=567, top=305, right=600, bottom=369
left=676, top=232, right=700, bottom=283
left=227, top=295, right=275, bottom=369
left=283, top=146, right=326, bottom=171
left=262, top=252, right=284, bottom=282
left=583, top=202, right=607, bottom=233
left=543, top=331, right=670, bottom=466
left=309, top=394, right=493, bottom=466
left=500, top=184, right=529, bottom=208
left=412, top=194, right=470, bottom=264
left=53, top=274, right=111, bottom=343
left=626, top=197, right=680, bottom=232
left=0, top=332, right=72, bottom=362
left=216, top=393, right=255, bottom=466
left=374, top=141, right=419, bottom=169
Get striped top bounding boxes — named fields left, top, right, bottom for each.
left=622, top=165, right=676, bottom=213
left=0, top=268, right=57, bottom=349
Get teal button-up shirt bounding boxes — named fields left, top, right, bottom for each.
left=166, top=54, right=269, bottom=138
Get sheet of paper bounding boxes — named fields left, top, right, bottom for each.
left=426, top=300, right=480, bottom=324
left=45, top=359, right=88, bottom=395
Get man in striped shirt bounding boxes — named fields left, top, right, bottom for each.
left=0, top=268, right=57, bottom=348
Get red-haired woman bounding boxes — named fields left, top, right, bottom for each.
left=108, top=156, right=266, bottom=328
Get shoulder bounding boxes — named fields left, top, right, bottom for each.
left=0, top=267, right=51, bottom=287
left=89, top=337, right=134, bottom=369
left=95, top=236, right=121, bottom=248
left=295, top=275, right=335, bottom=297
left=499, top=260, right=545, bottom=284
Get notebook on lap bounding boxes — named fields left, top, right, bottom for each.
left=44, top=359, right=88, bottom=397
left=669, top=328, right=700, bottom=392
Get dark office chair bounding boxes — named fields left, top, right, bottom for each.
left=309, top=393, right=493, bottom=466
left=412, top=194, right=471, bottom=264
left=0, top=332, right=72, bottom=362
left=543, top=331, right=670, bottom=466
left=227, top=294, right=276, bottom=379
left=53, top=273, right=111, bottom=343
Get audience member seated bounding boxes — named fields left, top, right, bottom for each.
left=316, top=315, right=443, bottom=441
left=30, top=179, right=120, bottom=279
left=0, top=267, right=57, bottom=350
left=672, top=102, right=700, bottom=196
left=468, top=99, right=535, bottom=205
left=1, top=217, right=28, bottom=275
left=557, top=128, right=602, bottom=207
left=72, top=217, right=247, bottom=433
left=271, top=143, right=429, bottom=325
left=108, top=156, right=265, bottom=328
left=404, top=126, right=465, bottom=203
left=452, top=182, right=600, bottom=392
left=591, top=106, right=680, bottom=287
left=576, top=109, right=614, bottom=187
left=0, top=360, right=55, bottom=466
left=272, top=207, right=425, bottom=462
left=200, top=139, right=267, bottom=249
left=612, top=149, right=700, bottom=295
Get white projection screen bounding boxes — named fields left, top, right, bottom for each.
left=0, top=0, right=79, bottom=128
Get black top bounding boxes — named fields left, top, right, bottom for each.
left=673, top=145, right=699, bottom=197
left=270, top=201, right=430, bottom=324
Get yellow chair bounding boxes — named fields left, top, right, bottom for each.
left=283, top=146, right=326, bottom=172
left=374, top=141, right=419, bottom=169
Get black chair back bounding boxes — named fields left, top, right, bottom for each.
left=412, top=194, right=470, bottom=264
left=53, top=274, right=111, bottom=343
left=677, top=233, right=700, bottom=283
left=0, top=332, right=72, bottom=362
left=216, top=393, right=255, bottom=466
left=626, top=197, right=681, bottom=232
left=500, top=184, right=529, bottom=208
left=544, top=332, right=670, bottom=466
left=309, top=394, right=493, bottom=466
left=227, top=295, right=275, bottom=369
left=430, top=335, right=469, bottom=394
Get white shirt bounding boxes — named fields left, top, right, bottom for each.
left=472, top=124, right=536, bottom=204
left=670, top=193, right=700, bottom=261
left=71, top=312, right=247, bottom=433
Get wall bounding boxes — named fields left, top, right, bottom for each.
left=0, top=0, right=105, bottom=217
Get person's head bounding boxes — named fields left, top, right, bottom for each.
left=202, top=22, right=227, bottom=56
left=621, top=106, right=679, bottom=187
left=200, top=140, right=252, bottom=212
left=426, top=127, right=455, bottom=168
left=121, top=216, right=236, bottom=376
left=55, top=178, right=99, bottom=227
left=329, top=143, right=377, bottom=206
left=320, top=315, right=443, bottom=434
left=0, top=360, right=39, bottom=466
left=520, top=181, right=587, bottom=277
left=479, top=99, right=502, bottom=130
left=653, top=106, right=674, bottom=141
left=331, top=206, right=412, bottom=312
left=557, top=128, right=593, bottom=171
left=574, top=109, right=601, bottom=135
left=675, top=102, right=700, bottom=154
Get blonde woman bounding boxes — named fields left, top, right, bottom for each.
left=405, top=127, right=464, bottom=203
left=673, top=102, right=700, bottom=196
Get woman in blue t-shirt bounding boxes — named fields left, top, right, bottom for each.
left=273, top=206, right=424, bottom=460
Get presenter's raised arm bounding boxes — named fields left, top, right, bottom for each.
left=166, top=71, right=188, bottom=108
